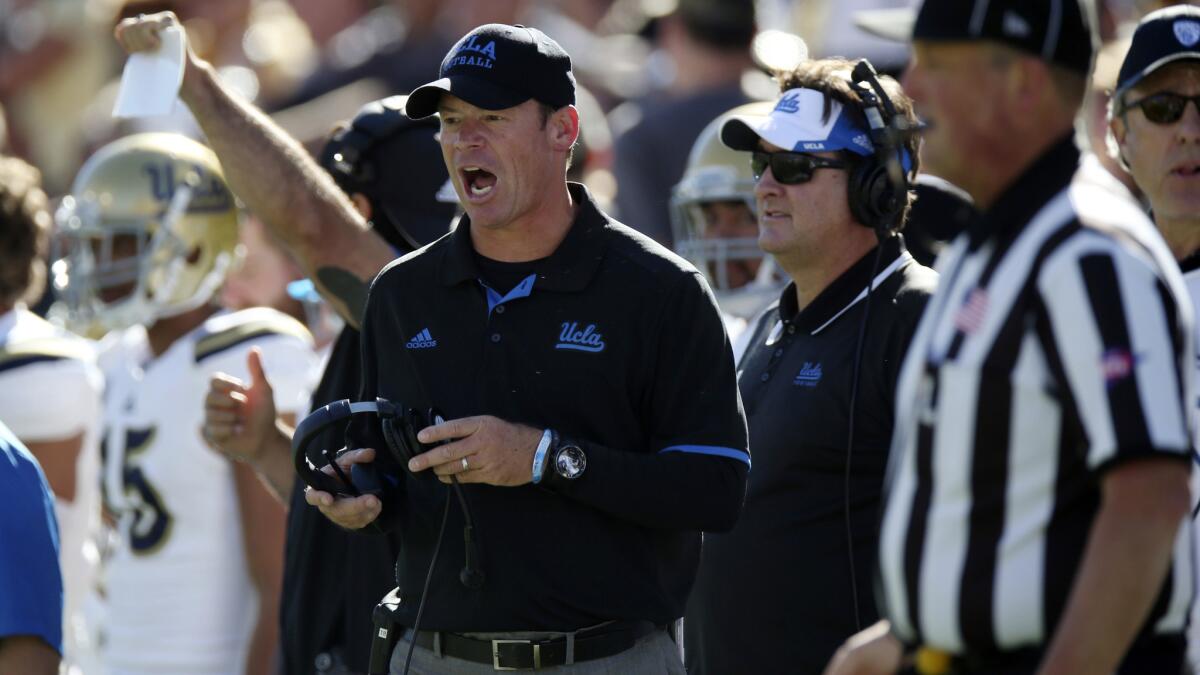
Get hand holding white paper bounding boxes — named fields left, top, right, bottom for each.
left=112, top=25, right=186, bottom=118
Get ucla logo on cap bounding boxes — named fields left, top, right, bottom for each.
left=448, top=35, right=498, bottom=70
left=774, top=92, right=801, bottom=114
left=1176, top=20, right=1200, bottom=47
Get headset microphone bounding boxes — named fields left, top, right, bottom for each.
left=460, top=526, right=486, bottom=589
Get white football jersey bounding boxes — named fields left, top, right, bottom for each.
left=0, top=306, right=104, bottom=669
left=97, top=307, right=315, bottom=675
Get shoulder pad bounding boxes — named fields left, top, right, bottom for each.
left=0, top=336, right=93, bottom=374
left=194, top=309, right=312, bottom=364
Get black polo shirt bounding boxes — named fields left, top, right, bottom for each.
left=685, top=235, right=937, bottom=674
left=349, top=182, right=749, bottom=632
left=281, top=326, right=398, bottom=674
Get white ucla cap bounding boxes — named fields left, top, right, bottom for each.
left=720, top=88, right=879, bottom=157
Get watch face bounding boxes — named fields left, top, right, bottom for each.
left=555, top=445, right=586, bottom=480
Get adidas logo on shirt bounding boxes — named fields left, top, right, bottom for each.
left=406, top=328, right=438, bottom=349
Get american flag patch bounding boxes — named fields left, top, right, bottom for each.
left=954, top=289, right=989, bottom=334
left=1101, top=348, right=1136, bottom=385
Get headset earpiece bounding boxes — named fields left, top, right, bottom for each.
left=292, top=398, right=485, bottom=589
left=848, top=159, right=903, bottom=234
left=292, top=399, right=383, bottom=496
left=847, top=60, right=912, bottom=233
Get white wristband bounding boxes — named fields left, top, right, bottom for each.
left=531, top=428, right=554, bottom=484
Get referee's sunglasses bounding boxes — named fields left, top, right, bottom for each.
left=750, top=151, right=847, bottom=184
left=1121, top=92, right=1200, bottom=125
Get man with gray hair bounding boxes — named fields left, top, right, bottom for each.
left=1106, top=5, right=1200, bottom=670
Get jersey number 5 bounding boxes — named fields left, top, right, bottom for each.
left=101, top=427, right=173, bottom=554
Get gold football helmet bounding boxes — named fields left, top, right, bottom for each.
left=671, top=101, right=785, bottom=319
left=52, top=133, right=239, bottom=334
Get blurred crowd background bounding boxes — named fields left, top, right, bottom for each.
left=0, top=0, right=1187, bottom=317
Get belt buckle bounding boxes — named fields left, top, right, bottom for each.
left=492, top=639, right=540, bottom=670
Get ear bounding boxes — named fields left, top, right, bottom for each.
left=1108, top=112, right=1133, bottom=169
left=549, top=105, right=580, bottom=153
left=349, top=192, right=373, bottom=220
left=1007, top=57, right=1046, bottom=116
left=1109, top=112, right=1127, bottom=147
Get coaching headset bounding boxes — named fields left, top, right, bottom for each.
left=841, top=59, right=921, bottom=630
left=846, top=60, right=916, bottom=234
left=291, top=398, right=486, bottom=591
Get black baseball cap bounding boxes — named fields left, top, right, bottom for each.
left=1115, top=5, right=1200, bottom=97
left=405, top=24, right=576, bottom=119
left=855, top=0, right=1095, bottom=74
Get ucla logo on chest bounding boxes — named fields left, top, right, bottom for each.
left=556, top=322, right=606, bottom=353
left=793, top=362, right=822, bottom=387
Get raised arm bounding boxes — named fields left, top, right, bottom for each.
left=113, top=13, right=394, bottom=327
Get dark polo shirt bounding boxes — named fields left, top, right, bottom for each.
left=686, top=235, right=937, bottom=674
left=349, top=183, right=749, bottom=631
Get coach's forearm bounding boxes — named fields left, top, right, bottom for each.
left=178, top=58, right=393, bottom=326
left=545, top=443, right=747, bottom=531
left=1037, top=458, right=1189, bottom=675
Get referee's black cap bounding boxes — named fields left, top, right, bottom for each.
left=1115, top=5, right=1200, bottom=98
left=405, top=23, right=576, bottom=120
left=855, top=0, right=1095, bottom=75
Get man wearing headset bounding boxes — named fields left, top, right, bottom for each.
left=683, top=58, right=936, bottom=674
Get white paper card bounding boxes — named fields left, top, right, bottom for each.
left=112, top=25, right=186, bottom=118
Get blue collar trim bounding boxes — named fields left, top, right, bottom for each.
left=482, top=273, right=538, bottom=315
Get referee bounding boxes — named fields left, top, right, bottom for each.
left=827, top=1, right=1195, bottom=674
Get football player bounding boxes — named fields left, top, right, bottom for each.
left=52, top=133, right=317, bottom=675
left=0, top=154, right=104, bottom=672
left=671, top=101, right=787, bottom=358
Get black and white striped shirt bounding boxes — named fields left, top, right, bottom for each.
left=878, top=138, right=1195, bottom=660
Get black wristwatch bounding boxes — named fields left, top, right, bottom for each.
left=552, top=441, right=587, bottom=480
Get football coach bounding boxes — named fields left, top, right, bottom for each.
left=306, top=23, right=750, bottom=674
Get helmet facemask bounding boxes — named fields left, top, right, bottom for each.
left=51, top=134, right=239, bottom=335
left=672, top=101, right=787, bottom=319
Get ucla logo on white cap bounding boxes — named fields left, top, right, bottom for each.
left=1175, top=19, right=1200, bottom=47
left=774, top=92, right=802, bottom=114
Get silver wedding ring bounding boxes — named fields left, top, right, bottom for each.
left=462, top=457, right=469, bottom=471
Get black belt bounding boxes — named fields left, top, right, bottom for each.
left=410, top=620, right=659, bottom=670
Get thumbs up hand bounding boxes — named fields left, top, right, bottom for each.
left=202, top=348, right=280, bottom=464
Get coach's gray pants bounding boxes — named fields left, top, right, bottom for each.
left=388, top=628, right=685, bottom=674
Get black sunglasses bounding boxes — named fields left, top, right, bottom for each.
left=1121, top=92, right=1200, bottom=125
left=750, top=151, right=847, bottom=184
